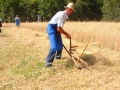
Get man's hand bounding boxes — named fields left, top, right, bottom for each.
left=66, top=33, right=71, bottom=39
left=57, top=27, right=71, bottom=39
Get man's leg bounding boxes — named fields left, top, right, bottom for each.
left=45, top=32, right=57, bottom=67
left=45, top=49, right=56, bottom=67
left=56, top=33, right=63, bottom=59
left=56, top=50, right=62, bottom=59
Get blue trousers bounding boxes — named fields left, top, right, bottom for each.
left=15, top=19, right=20, bottom=26
left=46, top=24, right=63, bottom=64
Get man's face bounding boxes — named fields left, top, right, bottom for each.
left=66, top=8, right=74, bottom=16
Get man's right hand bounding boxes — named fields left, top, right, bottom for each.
left=66, top=34, right=71, bottom=39
left=57, top=27, right=71, bottom=39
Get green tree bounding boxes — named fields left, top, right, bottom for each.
left=37, top=0, right=67, bottom=21
left=102, top=0, right=120, bottom=21
left=0, top=0, right=38, bottom=22
left=0, top=0, right=14, bottom=22
left=65, top=0, right=76, bottom=3
left=71, top=0, right=103, bottom=21
left=11, top=0, right=38, bottom=22
left=28, top=0, right=38, bottom=21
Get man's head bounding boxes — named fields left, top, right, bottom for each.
left=64, top=3, right=75, bottom=16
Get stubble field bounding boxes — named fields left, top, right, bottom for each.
left=0, top=22, right=120, bottom=90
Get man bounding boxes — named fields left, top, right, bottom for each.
left=15, top=15, right=20, bottom=27
left=45, top=3, right=75, bottom=67
left=0, top=18, right=2, bottom=33
left=37, top=15, right=41, bottom=22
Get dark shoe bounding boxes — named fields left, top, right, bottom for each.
left=45, top=63, right=52, bottom=67
left=56, top=57, right=61, bottom=60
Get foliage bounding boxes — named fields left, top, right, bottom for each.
left=102, top=0, right=120, bottom=22
left=70, top=0, right=103, bottom=21
left=0, top=0, right=120, bottom=22
left=0, top=0, right=38, bottom=22
left=37, top=0, right=66, bottom=21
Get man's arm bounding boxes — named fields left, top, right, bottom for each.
left=57, top=26, right=71, bottom=39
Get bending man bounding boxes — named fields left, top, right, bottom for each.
left=45, top=3, right=75, bottom=67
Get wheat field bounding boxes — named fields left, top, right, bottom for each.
left=0, top=22, right=120, bottom=90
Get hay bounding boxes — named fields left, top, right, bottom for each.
left=81, top=53, right=97, bottom=65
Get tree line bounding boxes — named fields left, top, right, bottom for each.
left=0, top=0, right=120, bottom=22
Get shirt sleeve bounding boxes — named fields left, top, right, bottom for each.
left=57, top=14, right=65, bottom=27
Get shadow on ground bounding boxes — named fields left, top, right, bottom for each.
left=65, top=54, right=97, bottom=68
left=81, top=54, right=97, bottom=65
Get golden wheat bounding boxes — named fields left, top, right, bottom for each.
left=3, top=22, right=120, bottom=51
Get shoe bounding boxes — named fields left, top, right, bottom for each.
left=45, top=63, right=52, bottom=67
left=56, top=57, right=61, bottom=60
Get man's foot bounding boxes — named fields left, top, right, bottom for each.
left=56, top=56, right=61, bottom=60
left=45, top=64, right=52, bottom=67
